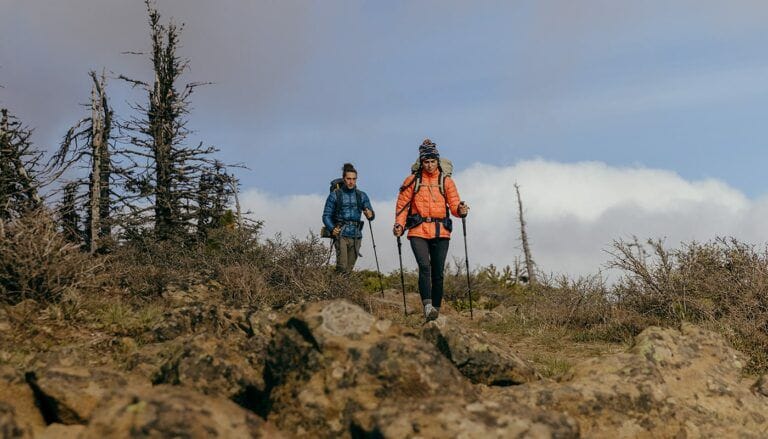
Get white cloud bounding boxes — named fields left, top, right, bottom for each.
left=243, top=159, right=767, bottom=279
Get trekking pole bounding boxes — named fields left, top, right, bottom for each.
left=368, top=220, right=385, bottom=297
left=461, top=216, right=474, bottom=320
left=397, top=236, right=407, bottom=317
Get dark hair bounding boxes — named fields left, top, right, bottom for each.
left=342, top=163, right=357, bottom=177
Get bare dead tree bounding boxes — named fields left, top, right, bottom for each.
left=49, top=70, right=114, bottom=253
left=229, top=175, right=243, bottom=228
left=0, top=108, right=43, bottom=220
left=119, top=0, right=218, bottom=240
left=514, top=183, right=537, bottom=285
left=90, top=71, right=112, bottom=249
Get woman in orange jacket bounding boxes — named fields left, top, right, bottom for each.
left=393, top=139, right=469, bottom=321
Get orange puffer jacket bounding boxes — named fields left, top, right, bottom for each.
left=395, top=169, right=461, bottom=239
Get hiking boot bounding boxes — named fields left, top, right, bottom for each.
left=425, top=304, right=439, bottom=322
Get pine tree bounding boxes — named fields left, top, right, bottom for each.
left=58, top=181, right=82, bottom=244
left=196, top=161, right=234, bottom=239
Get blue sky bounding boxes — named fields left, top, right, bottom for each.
left=3, top=1, right=768, bottom=274
left=3, top=1, right=768, bottom=197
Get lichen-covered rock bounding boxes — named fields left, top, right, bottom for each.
left=152, top=332, right=266, bottom=411
left=0, top=366, right=44, bottom=435
left=265, top=300, right=476, bottom=438
left=127, top=309, right=277, bottom=412
left=351, top=396, right=579, bottom=439
left=26, top=365, right=139, bottom=424
left=148, top=302, right=252, bottom=342
left=422, top=316, right=541, bottom=385
left=80, top=385, right=285, bottom=438
left=502, top=323, right=768, bottom=438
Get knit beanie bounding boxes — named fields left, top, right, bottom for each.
left=419, top=138, right=439, bottom=160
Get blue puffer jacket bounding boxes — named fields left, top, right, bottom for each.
left=322, top=187, right=375, bottom=238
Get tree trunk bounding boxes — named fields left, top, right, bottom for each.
left=515, top=183, right=536, bottom=285
left=96, top=71, right=112, bottom=241
left=230, top=177, right=242, bottom=228
left=85, top=70, right=113, bottom=253
left=0, top=110, right=9, bottom=215
left=88, top=77, right=103, bottom=253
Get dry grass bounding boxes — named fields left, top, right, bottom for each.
left=6, top=210, right=768, bottom=377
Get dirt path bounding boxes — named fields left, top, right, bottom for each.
left=368, top=288, right=627, bottom=378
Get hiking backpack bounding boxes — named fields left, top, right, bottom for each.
left=321, top=178, right=363, bottom=238
left=398, top=158, right=454, bottom=230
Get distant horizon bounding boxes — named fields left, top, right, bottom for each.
left=244, top=158, right=767, bottom=277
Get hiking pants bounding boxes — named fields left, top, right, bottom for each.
left=335, top=236, right=361, bottom=272
left=410, top=237, right=450, bottom=308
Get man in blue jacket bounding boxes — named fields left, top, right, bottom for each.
left=322, top=163, right=375, bottom=272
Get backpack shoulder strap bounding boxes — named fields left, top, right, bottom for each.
left=333, top=188, right=343, bottom=220
left=397, top=174, right=418, bottom=217
left=438, top=171, right=445, bottom=196
left=413, top=172, right=423, bottom=195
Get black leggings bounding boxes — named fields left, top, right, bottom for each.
left=409, top=237, right=450, bottom=308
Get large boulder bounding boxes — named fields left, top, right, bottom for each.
left=148, top=303, right=252, bottom=342
left=502, top=323, right=768, bottom=438
left=146, top=285, right=275, bottom=344
left=265, top=300, right=476, bottom=438
left=351, top=396, right=579, bottom=438
left=422, top=316, right=541, bottom=385
left=151, top=332, right=267, bottom=412
left=127, top=309, right=277, bottom=413
left=79, top=385, right=285, bottom=438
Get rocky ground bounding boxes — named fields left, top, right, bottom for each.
left=2, top=286, right=768, bottom=438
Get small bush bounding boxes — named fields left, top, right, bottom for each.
left=607, top=237, right=768, bottom=373
left=107, top=226, right=365, bottom=309
left=257, top=233, right=364, bottom=306
left=216, top=262, right=275, bottom=306
left=0, top=210, right=106, bottom=305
